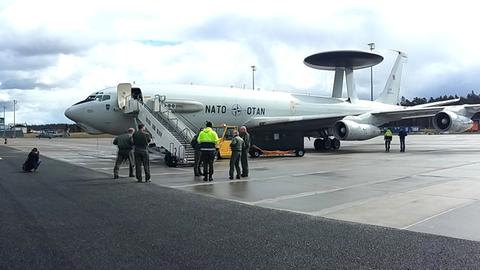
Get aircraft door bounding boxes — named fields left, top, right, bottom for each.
left=117, top=83, right=132, bottom=109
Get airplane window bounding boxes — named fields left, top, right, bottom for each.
left=73, top=94, right=97, bottom=105
left=102, top=95, right=111, bottom=101
left=95, top=95, right=102, bottom=101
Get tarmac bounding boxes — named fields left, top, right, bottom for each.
left=2, top=134, right=480, bottom=268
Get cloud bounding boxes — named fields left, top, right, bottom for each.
left=0, top=78, right=49, bottom=90
left=1, top=0, right=480, bottom=125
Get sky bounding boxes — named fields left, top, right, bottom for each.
left=0, top=0, right=479, bottom=124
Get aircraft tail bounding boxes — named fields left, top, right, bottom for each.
left=375, top=51, right=408, bottom=105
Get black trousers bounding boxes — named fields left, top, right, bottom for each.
left=400, top=138, right=406, bottom=152
left=385, top=139, right=391, bottom=152
left=194, top=149, right=203, bottom=176
left=201, top=150, right=216, bottom=178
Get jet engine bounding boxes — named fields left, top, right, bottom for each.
left=333, top=120, right=382, bottom=140
left=433, top=111, right=473, bottom=133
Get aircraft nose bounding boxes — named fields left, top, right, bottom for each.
left=64, top=106, right=76, bottom=121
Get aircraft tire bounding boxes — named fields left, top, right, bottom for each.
left=323, top=137, right=332, bottom=150
left=332, top=138, right=341, bottom=150
left=251, top=150, right=262, bottom=158
left=314, top=138, right=324, bottom=151
left=164, top=153, right=178, bottom=167
left=295, top=149, right=305, bottom=157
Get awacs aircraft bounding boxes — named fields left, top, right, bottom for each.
left=65, top=50, right=480, bottom=165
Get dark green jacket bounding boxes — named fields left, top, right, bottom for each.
left=132, top=131, right=151, bottom=152
left=113, top=133, right=133, bottom=151
left=230, top=135, right=245, bottom=152
left=240, top=132, right=250, bottom=150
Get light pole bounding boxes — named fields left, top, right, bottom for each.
left=13, top=100, right=17, bottom=138
left=3, top=105, right=5, bottom=140
left=251, top=65, right=256, bottom=90
left=368, top=43, right=375, bottom=101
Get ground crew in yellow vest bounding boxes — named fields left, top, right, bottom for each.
left=384, top=128, right=393, bottom=152
left=113, top=128, right=135, bottom=179
left=132, top=124, right=152, bottom=183
left=197, top=121, right=219, bottom=182
left=239, top=126, right=250, bottom=177
left=229, top=130, right=245, bottom=180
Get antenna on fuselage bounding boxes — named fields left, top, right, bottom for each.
left=304, top=50, right=384, bottom=102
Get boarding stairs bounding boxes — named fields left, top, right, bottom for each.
left=123, top=94, right=196, bottom=167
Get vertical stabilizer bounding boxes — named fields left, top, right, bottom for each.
left=375, top=51, right=407, bottom=105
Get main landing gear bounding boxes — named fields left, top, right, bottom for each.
left=314, top=137, right=340, bottom=151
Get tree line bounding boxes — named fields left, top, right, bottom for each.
left=401, top=91, right=480, bottom=106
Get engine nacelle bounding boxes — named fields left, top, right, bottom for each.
left=333, top=120, right=382, bottom=140
left=433, top=111, right=473, bottom=133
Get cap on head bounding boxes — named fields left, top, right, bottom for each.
left=128, top=128, right=135, bottom=134
left=205, top=121, right=212, bottom=128
left=32, top=148, right=38, bottom=152
left=240, top=126, right=247, bottom=132
left=138, top=124, right=145, bottom=130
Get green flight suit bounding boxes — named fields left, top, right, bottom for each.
left=229, top=135, right=244, bottom=179
left=132, top=130, right=151, bottom=182
left=113, top=133, right=134, bottom=178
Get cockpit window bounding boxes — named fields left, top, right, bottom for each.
left=74, top=91, right=107, bottom=105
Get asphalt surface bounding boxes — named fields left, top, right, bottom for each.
left=2, top=145, right=480, bottom=269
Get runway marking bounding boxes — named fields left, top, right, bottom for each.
left=170, top=175, right=289, bottom=188
left=310, top=195, right=393, bottom=216
left=291, top=171, right=328, bottom=177
left=250, top=161, right=480, bottom=205
left=401, top=200, right=477, bottom=230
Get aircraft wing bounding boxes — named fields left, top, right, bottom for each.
left=245, top=114, right=347, bottom=132
left=371, top=107, right=443, bottom=121
left=411, top=99, right=460, bottom=108
left=246, top=104, right=480, bottom=137
left=463, top=104, right=480, bottom=114
left=246, top=107, right=445, bottom=130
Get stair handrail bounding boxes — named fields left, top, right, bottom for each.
left=149, top=95, right=195, bottom=143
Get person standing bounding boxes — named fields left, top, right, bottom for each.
left=197, top=121, right=219, bottom=182
left=191, top=129, right=203, bottom=177
left=229, top=130, right=244, bottom=180
left=239, top=126, right=250, bottom=177
left=132, top=124, right=151, bottom=183
left=398, top=128, right=408, bottom=152
left=113, top=128, right=135, bottom=179
left=384, top=128, right=393, bottom=152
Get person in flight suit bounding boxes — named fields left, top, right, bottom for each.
left=239, top=126, right=250, bottom=177
left=132, top=124, right=151, bottom=183
left=229, top=130, right=244, bottom=180
left=113, top=128, right=135, bottom=179
left=197, top=121, right=219, bottom=182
